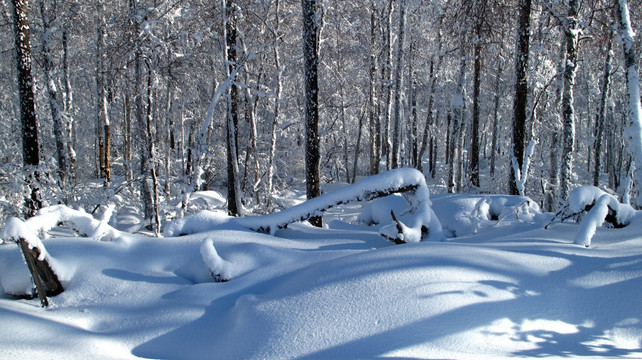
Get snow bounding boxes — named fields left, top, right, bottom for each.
left=1, top=174, right=641, bottom=359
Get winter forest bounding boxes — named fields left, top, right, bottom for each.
left=1, top=0, right=642, bottom=224
left=2, top=0, right=642, bottom=358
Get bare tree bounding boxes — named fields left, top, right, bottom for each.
left=510, top=0, right=532, bottom=195
left=615, top=0, right=642, bottom=207
left=301, top=0, right=321, bottom=227
left=11, top=0, right=41, bottom=217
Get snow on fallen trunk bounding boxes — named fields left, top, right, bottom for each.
left=24, top=204, right=123, bottom=242
left=237, top=168, right=442, bottom=242
left=547, top=186, right=611, bottom=228
left=166, top=168, right=443, bottom=243
left=574, top=194, right=637, bottom=247
left=0, top=217, right=68, bottom=301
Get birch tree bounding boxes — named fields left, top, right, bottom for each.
left=615, top=0, right=642, bottom=207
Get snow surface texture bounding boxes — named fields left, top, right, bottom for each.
left=1, top=175, right=641, bottom=359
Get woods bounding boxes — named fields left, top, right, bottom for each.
left=1, top=0, right=642, bottom=225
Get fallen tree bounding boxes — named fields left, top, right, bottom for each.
left=165, top=168, right=444, bottom=244
left=1, top=217, right=64, bottom=306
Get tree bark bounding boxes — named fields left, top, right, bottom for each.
left=510, top=0, right=532, bottom=195
left=616, top=0, right=642, bottom=208
left=11, top=0, right=41, bottom=217
left=559, top=0, right=580, bottom=203
left=40, top=0, right=69, bottom=190
left=470, top=37, right=481, bottom=187
left=368, top=3, right=380, bottom=175
left=266, top=0, right=282, bottom=209
left=594, top=38, right=612, bottom=186
left=391, top=0, right=407, bottom=169
left=224, top=0, right=242, bottom=216
left=301, top=0, right=322, bottom=227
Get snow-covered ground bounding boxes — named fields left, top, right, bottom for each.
left=0, top=172, right=641, bottom=359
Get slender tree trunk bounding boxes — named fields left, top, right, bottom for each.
left=224, top=0, right=242, bottom=216
left=391, top=0, right=407, bottom=169
left=96, top=0, right=110, bottom=186
left=490, top=59, right=503, bottom=177
left=368, top=3, right=380, bottom=175
left=417, top=21, right=443, bottom=173
left=594, top=38, right=612, bottom=186
left=61, top=26, right=76, bottom=182
left=266, top=0, right=282, bottom=209
left=11, top=0, right=41, bottom=217
left=616, top=0, right=642, bottom=208
left=559, top=0, right=580, bottom=203
left=470, top=36, right=481, bottom=188
left=382, top=0, right=393, bottom=169
left=448, top=52, right=466, bottom=193
left=510, top=0, right=531, bottom=195
left=40, top=0, right=68, bottom=190
left=301, top=0, right=322, bottom=227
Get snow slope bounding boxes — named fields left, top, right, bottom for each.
left=0, top=190, right=641, bottom=359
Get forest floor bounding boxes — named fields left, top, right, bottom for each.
left=0, top=173, right=641, bottom=359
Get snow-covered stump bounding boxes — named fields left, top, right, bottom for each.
left=1, top=218, right=64, bottom=307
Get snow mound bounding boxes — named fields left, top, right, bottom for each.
left=163, top=210, right=234, bottom=237
left=432, top=194, right=542, bottom=238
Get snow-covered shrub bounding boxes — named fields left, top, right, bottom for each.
left=547, top=186, right=624, bottom=228
left=431, top=194, right=541, bottom=238
left=574, top=194, right=637, bottom=247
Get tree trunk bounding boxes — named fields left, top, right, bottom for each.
left=448, top=52, right=466, bottom=193
left=559, top=0, right=580, bottom=203
left=470, top=27, right=482, bottom=188
left=62, top=26, right=76, bottom=182
left=594, top=38, right=612, bottom=186
left=417, top=23, right=443, bottom=173
left=616, top=0, right=642, bottom=208
left=96, top=0, right=110, bottom=186
left=225, top=0, right=242, bottom=216
left=510, top=0, right=532, bottom=195
left=11, top=0, right=41, bottom=217
left=266, top=0, right=282, bottom=209
left=382, top=0, right=394, bottom=169
left=301, top=0, right=322, bottom=227
left=40, top=0, right=68, bottom=190
left=391, top=0, right=407, bottom=169
left=490, top=59, right=503, bottom=177
left=368, top=3, right=380, bottom=175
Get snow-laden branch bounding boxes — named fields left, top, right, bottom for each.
left=166, top=168, right=444, bottom=243
left=574, top=193, right=636, bottom=247
left=19, top=204, right=122, bottom=242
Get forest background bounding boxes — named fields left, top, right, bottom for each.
left=1, top=0, right=642, bottom=230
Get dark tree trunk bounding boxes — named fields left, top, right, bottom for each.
left=11, top=0, right=41, bottom=217
left=391, top=0, right=407, bottom=169
left=594, top=38, right=612, bottom=186
left=470, top=35, right=482, bottom=188
left=301, top=0, right=322, bottom=227
left=225, top=0, right=242, bottom=216
left=510, top=0, right=532, bottom=195
left=559, top=0, right=580, bottom=202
